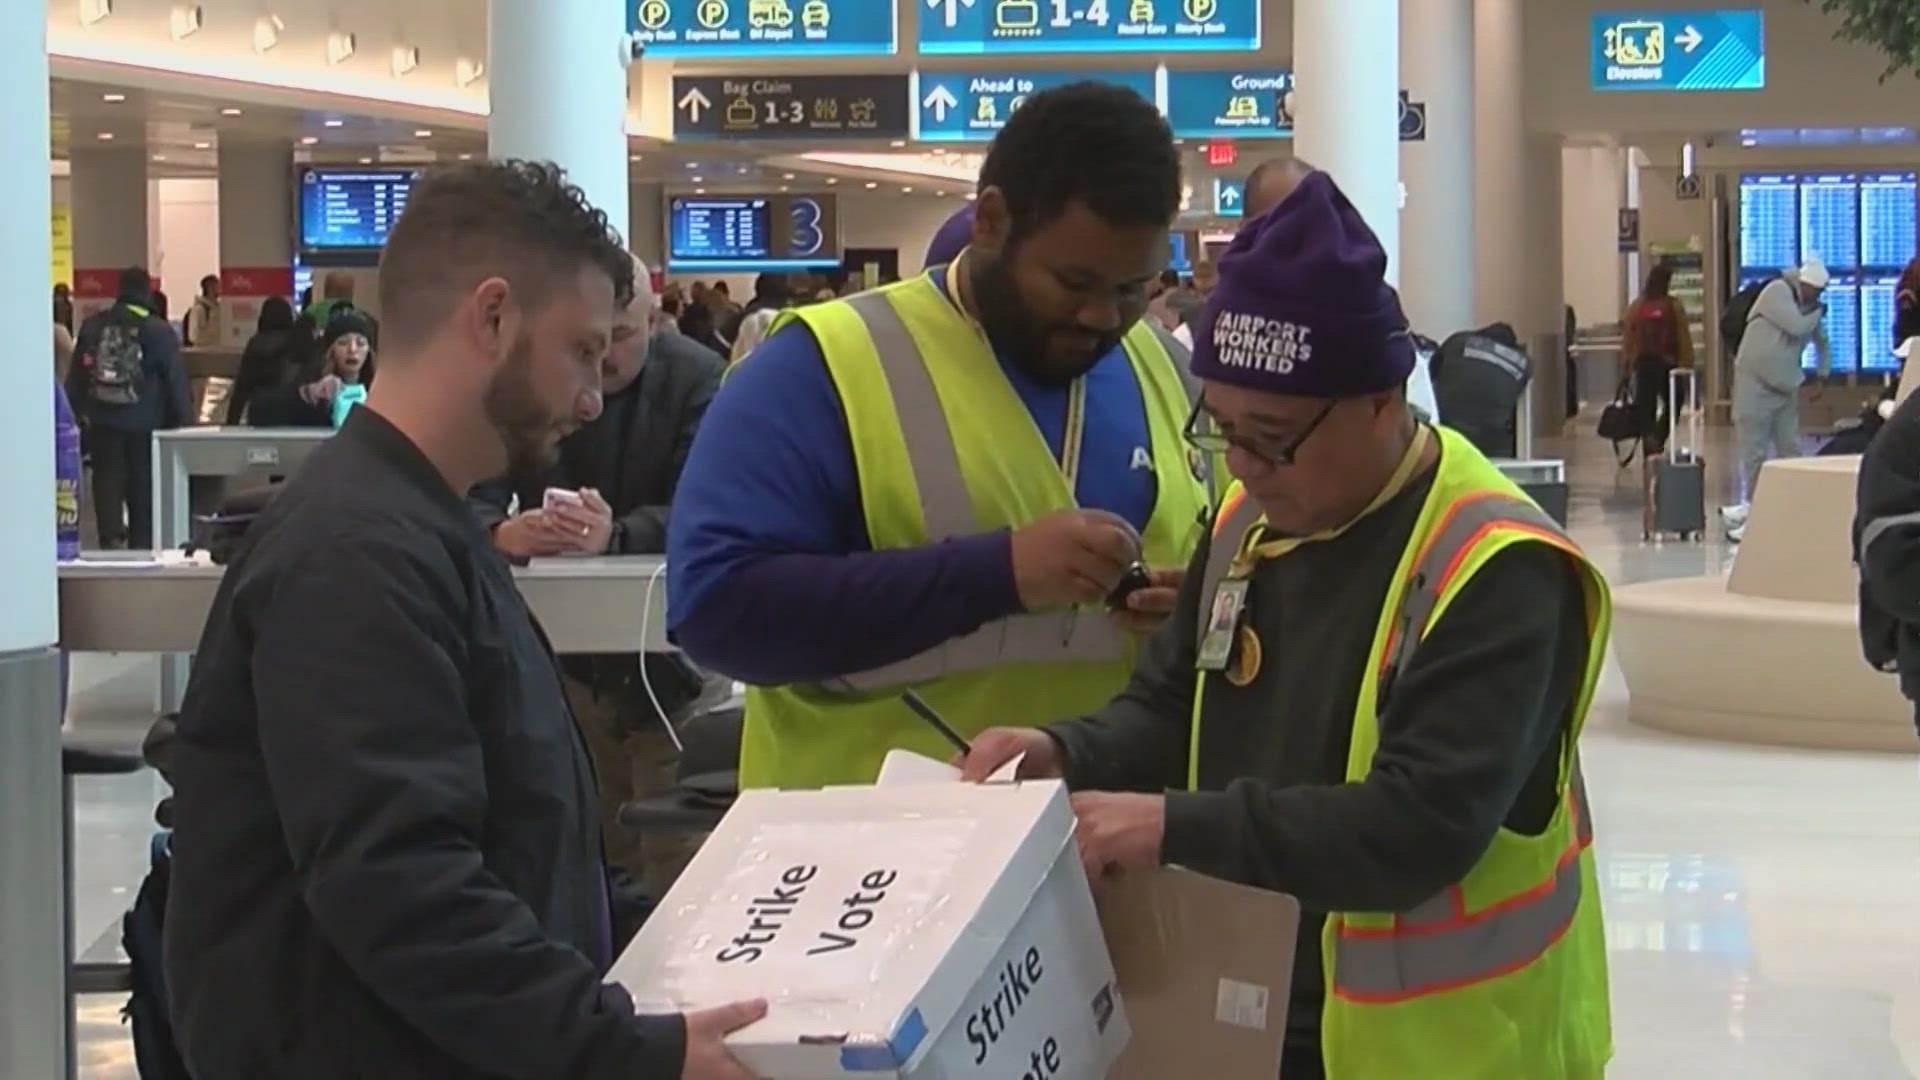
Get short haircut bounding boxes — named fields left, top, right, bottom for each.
left=377, top=160, right=632, bottom=352
left=200, top=274, right=219, bottom=290
left=978, top=80, right=1181, bottom=241
left=118, top=266, right=151, bottom=299
left=1244, top=157, right=1319, bottom=219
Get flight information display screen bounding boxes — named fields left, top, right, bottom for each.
left=1738, top=173, right=1798, bottom=271
left=1809, top=276, right=1860, bottom=373
left=1862, top=171, right=1919, bottom=269
left=1799, top=173, right=1859, bottom=270
left=298, top=168, right=418, bottom=251
left=670, top=198, right=772, bottom=265
left=1861, top=276, right=1903, bottom=371
left=666, top=193, right=840, bottom=271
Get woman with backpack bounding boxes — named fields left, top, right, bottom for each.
left=1623, top=264, right=1697, bottom=456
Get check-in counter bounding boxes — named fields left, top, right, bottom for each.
left=1492, top=458, right=1570, bottom=525
left=59, top=555, right=672, bottom=656
left=152, top=427, right=333, bottom=548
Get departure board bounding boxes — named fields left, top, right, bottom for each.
left=1808, top=277, right=1859, bottom=373
left=1862, top=171, right=1919, bottom=269
left=298, top=168, right=418, bottom=251
left=1799, top=173, right=1859, bottom=269
left=670, top=197, right=771, bottom=266
left=1738, top=174, right=1797, bottom=271
left=1861, top=277, right=1902, bottom=371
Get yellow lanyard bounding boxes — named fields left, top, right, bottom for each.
left=1229, top=424, right=1434, bottom=575
left=950, top=248, right=1090, bottom=499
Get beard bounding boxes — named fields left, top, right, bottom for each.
left=482, top=333, right=563, bottom=483
left=970, top=250, right=1120, bottom=387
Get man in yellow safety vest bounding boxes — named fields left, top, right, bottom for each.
left=666, top=81, right=1210, bottom=788
left=963, top=172, right=1612, bottom=1078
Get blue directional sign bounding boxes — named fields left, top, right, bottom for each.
left=1213, top=177, right=1244, bottom=218
left=914, top=69, right=1156, bottom=141
left=919, top=0, right=1258, bottom=55
left=1591, top=10, right=1764, bottom=91
left=1162, top=69, right=1290, bottom=139
left=629, top=0, right=897, bottom=56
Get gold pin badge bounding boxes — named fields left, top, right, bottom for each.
left=1225, top=624, right=1262, bottom=687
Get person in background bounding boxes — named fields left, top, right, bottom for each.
left=150, top=287, right=171, bottom=325
left=1622, top=263, right=1696, bottom=457
left=298, top=285, right=314, bottom=311
left=676, top=297, right=727, bottom=358
left=184, top=273, right=222, bottom=347
left=1146, top=269, right=1183, bottom=332
left=54, top=282, right=74, bottom=333
left=53, top=318, right=75, bottom=385
left=163, top=160, right=763, bottom=1080
left=723, top=272, right=791, bottom=362
left=306, top=271, right=357, bottom=326
left=1895, top=256, right=1920, bottom=349
left=247, top=309, right=377, bottom=428
left=1724, top=257, right=1830, bottom=540
left=225, top=296, right=300, bottom=424
left=657, top=283, right=685, bottom=332
left=68, top=266, right=190, bottom=550
left=669, top=81, right=1209, bottom=789
left=1854, top=359, right=1920, bottom=738
left=472, top=256, right=725, bottom=897
left=960, top=172, right=1613, bottom=1080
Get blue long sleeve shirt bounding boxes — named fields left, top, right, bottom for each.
left=666, top=268, right=1159, bottom=685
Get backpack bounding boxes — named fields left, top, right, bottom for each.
left=1720, top=277, right=1777, bottom=356
left=1631, top=298, right=1680, bottom=360
left=122, top=831, right=193, bottom=1080
left=89, top=305, right=150, bottom=406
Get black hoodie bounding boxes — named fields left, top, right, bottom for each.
left=1853, top=389, right=1920, bottom=732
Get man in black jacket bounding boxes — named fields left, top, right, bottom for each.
left=67, top=266, right=192, bottom=548
left=1855, top=380, right=1920, bottom=735
left=163, top=161, right=761, bottom=1080
left=472, top=257, right=725, bottom=895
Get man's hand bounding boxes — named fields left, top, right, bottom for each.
left=493, top=510, right=575, bottom=560
left=1010, top=509, right=1140, bottom=612
left=545, top=487, right=615, bottom=554
left=681, top=999, right=768, bottom=1080
left=957, top=727, right=1064, bottom=782
left=1071, top=792, right=1165, bottom=880
left=1109, top=567, right=1183, bottom=636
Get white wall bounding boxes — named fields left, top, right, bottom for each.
left=150, top=177, right=219, bottom=305
left=1561, top=145, right=1627, bottom=327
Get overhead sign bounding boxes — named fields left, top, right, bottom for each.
left=1591, top=10, right=1765, bottom=91
left=1398, top=92, right=1427, bottom=142
left=667, top=193, right=842, bottom=271
left=1213, top=177, right=1244, bottom=218
left=913, top=69, right=1156, bottom=141
left=1161, top=69, right=1289, bottom=139
left=672, top=74, right=910, bottom=139
left=629, top=0, right=897, bottom=56
left=918, top=0, right=1258, bottom=55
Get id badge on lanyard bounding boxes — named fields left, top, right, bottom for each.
left=1196, top=576, right=1250, bottom=671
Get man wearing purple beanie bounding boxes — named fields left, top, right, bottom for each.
left=964, top=173, right=1613, bottom=1078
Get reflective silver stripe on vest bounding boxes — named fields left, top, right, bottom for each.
left=1464, top=339, right=1530, bottom=382
left=1860, top=510, right=1920, bottom=559
left=824, top=291, right=1126, bottom=694
left=1378, top=493, right=1567, bottom=706
left=1333, top=765, right=1593, bottom=1000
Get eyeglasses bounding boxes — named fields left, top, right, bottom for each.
left=1184, top=398, right=1338, bottom=468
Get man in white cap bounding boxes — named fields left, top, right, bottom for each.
left=1724, top=256, right=1831, bottom=539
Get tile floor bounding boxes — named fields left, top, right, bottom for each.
left=62, top=420, right=1920, bottom=1078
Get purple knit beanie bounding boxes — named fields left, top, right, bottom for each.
left=1190, top=172, right=1414, bottom=397
left=923, top=205, right=975, bottom=269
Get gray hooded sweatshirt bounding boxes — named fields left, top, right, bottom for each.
left=1735, top=270, right=1831, bottom=396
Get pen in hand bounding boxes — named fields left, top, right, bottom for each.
left=900, top=690, right=972, bottom=758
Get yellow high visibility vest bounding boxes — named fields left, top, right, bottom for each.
left=740, top=273, right=1211, bottom=788
left=1191, top=426, right=1613, bottom=1078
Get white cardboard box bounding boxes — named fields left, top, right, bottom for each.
left=610, top=759, right=1128, bottom=1080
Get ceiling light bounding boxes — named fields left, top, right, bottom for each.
left=902, top=186, right=914, bottom=193
left=220, top=107, right=242, bottom=116
left=684, top=162, right=698, bottom=169
left=300, top=135, right=319, bottom=146
left=193, top=141, right=210, bottom=150
left=151, top=154, right=166, bottom=162
left=79, top=0, right=112, bottom=26
left=414, top=129, right=434, bottom=139
left=96, top=132, right=113, bottom=141
left=169, top=4, right=202, bottom=39
left=965, top=192, right=977, bottom=201
left=890, top=140, right=906, bottom=148
left=864, top=181, right=878, bottom=189
left=455, top=57, right=485, bottom=88
left=102, top=92, right=126, bottom=103
left=359, top=156, right=373, bottom=164
left=779, top=185, right=789, bottom=192
left=936, top=190, right=947, bottom=197
left=695, top=187, right=707, bottom=194
left=253, top=13, right=284, bottom=52
left=458, top=152, right=474, bottom=160
left=782, top=172, right=794, bottom=180
left=826, top=177, right=838, bottom=184
left=691, top=175, right=704, bottom=182
left=324, top=118, right=344, bottom=128
left=628, top=153, right=642, bottom=161
left=392, top=45, right=420, bottom=76
left=327, top=30, right=356, bottom=65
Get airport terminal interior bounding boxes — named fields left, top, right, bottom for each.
left=6, top=0, right=1920, bottom=1076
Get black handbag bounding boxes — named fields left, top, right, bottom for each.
left=1597, top=376, right=1641, bottom=465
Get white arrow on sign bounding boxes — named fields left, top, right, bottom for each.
left=678, top=86, right=713, bottom=123
left=923, top=83, right=959, bottom=123
left=926, top=0, right=977, bottom=30
left=1675, top=25, right=1704, bottom=53
left=1218, top=184, right=1240, bottom=207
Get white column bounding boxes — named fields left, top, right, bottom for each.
left=1400, top=0, right=1476, bottom=337
left=488, top=0, right=631, bottom=241
left=0, top=0, right=66, bottom=1077
left=217, top=140, right=296, bottom=347
left=1472, top=0, right=1525, bottom=325
left=1293, top=0, right=1402, bottom=283
left=69, top=144, right=151, bottom=320
left=1525, top=134, right=1568, bottom=438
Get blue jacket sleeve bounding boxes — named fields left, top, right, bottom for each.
left=666, top=322, right=1022, bottom=686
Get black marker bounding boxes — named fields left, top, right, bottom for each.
left=901, top=690, right=971, bottom=757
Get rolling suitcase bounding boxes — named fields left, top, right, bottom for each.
left=1647, top=367, right=1705, bottom=541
